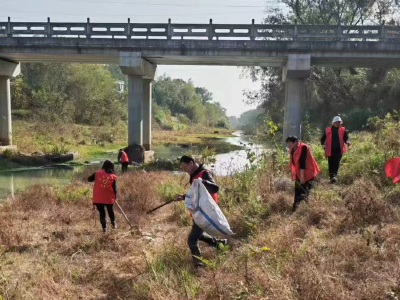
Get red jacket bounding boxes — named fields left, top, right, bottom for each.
left=92, top=169, right=117, bottom=204
left=325, top=126, right=347, bottom=157
left=290, top=142, right=320, bottom=182
left=385, top=157, right=400, bottom=184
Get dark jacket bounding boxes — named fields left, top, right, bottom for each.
left=187, top=164, right=219, bottom=195
left=321, top=126, right=349, bottom=154
left=291, top=145, right=307, bottom=170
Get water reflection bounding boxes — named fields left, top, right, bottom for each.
left=0, top=131, right=266, bottom=199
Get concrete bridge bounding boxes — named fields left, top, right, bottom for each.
left=1, top=19, right=400, bottom=157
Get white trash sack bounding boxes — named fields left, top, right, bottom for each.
left=185, top=178, right=234, bottom=237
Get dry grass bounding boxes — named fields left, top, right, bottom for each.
left=11, top=120, right=232, bottom=161
left=2, top=161, right=400, bottom=299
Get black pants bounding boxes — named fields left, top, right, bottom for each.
left=121, top=162, right=129, bottom=173
left=328, top=153, right=342, bottom=179
left=293, top=179, right=314, bottom=211
left=95, top=204, right=115, bottom=229
left=187, top=222, right=217, bottom=263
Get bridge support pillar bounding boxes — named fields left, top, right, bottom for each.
left=127, top=75, right=143, bottom=146
left=143, top=79, right=152, bottom=151
left=0, top=60, right=20, bottom=147
left=282, top=54, right=310, bottom=143
left=120, top=52, right=156, bottom=162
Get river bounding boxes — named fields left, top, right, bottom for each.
left=0, top=131, right=265, bottom=199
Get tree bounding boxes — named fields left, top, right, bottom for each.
left=244, top=0, right=400, bottom=133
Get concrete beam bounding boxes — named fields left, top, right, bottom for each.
left=120, top=52, right=157, bottom=79
left=0, top=59, right=20, bottom=78
left=282, top=54, right=311, bottom=81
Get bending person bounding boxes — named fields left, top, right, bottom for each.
left=175, top=155, right=227, bottom=267
left=286, top=136, right=320, bottom=212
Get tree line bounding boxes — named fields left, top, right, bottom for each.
left=11, top=63, right=230, bottom=129
left=242, top=0, right=400, bottom=135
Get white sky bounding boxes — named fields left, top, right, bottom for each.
left=0, top=0, right=278, bottom=116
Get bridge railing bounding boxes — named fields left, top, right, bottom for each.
left=1, top=19, right=400, bottom=41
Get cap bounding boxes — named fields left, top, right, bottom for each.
left=332, top=116, right=342, bottom=123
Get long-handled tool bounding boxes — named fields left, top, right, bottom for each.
left=115, top=200, right=133, bottom=228
left=146, top=199, right=177, bottom=214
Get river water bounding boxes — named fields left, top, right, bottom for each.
left=0, top=131, right=265, bottom=199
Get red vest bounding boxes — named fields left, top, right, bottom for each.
left=93, top=169, right=117, bottom=204
left=192, top=170, right=218, bottom=204
left=325, top=126, right=347, bottom=156
left=290, top=142, right=320, bottom=182
left=120, top=151, right=129, bottom=163
left=385, top=157, right=400, bottom=184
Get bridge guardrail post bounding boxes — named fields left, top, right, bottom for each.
left=208, top=19, right=213, bottom=40
left=7, top=17, right=11, bottom=37
left=337, top=23, right=342, bottom=41
left=381, top=21, right=386, bottom=41
left=167, top=18, right=172, bottom=40
left=250, top=19, right=255, bottom=40
left=127, top=18, right=131, bottom=40
left=86, top=18, right=91, bottom=38
left=47, top=17, right=51, bottom=38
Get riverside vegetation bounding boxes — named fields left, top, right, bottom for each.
left=0, top=63, right=233, bottom=168
left=1, top=114, right=400, bottom=299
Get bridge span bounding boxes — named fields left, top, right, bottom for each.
left=1, top=19, right=400, bottom=157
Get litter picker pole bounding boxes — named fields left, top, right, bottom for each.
left=146, top=199, right=176, bottom=214
left=115, top=200, right=133, bottom=228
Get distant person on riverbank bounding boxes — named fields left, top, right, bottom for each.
left=118, top=149, right=129, bottom=173
left=286, top=136, right=320, bottom=212
left=321, top=116, right=350, bottom=183
left=88, top=160, right=117, bottom=233
left=175, top=155, right=228, bottom=267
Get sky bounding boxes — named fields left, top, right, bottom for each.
left=0, top=0, right=284, bottom=116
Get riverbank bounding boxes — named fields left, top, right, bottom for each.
left=0, top=120, right=235, bottom=169
left=1, top=124, right=400, bottom=299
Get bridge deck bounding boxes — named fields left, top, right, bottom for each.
left=1, top=21, right=400, bottom=67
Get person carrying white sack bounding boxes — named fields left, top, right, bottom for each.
left=175, top=155, right=229, bottom=268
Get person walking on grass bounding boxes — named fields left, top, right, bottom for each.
left=88, top=160, right=117, bottom=233
left=175, top=155, right=228, bottom=267
left=118, top=149, right=129, bottom=173
left=321, top=116, right=351, bottom=183
left=286, top=136, right=320, bottom=212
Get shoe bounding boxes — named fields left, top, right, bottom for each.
left=330, top=177, right=337, bottom=183
left=194, top=261, right=205, bottom=268
left=216, top=239, right=228, bottom=250
left=102, top=228, right=107, bottom=234
left=111, top=222, right=117, bottom=229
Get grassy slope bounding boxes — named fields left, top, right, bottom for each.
left=2, top=126, right=400, bottom=299
left=11, top=120, right=232, bottom=161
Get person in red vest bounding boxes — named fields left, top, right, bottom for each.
left=88, top=160, right=117, bottom=233
left=286, top=136, right=320, bottom=211
left=321, top=116, right=351, bottom=183
left=118, top=149, right=129, bottom=173
left=175, top=155, right=227, bottom=267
